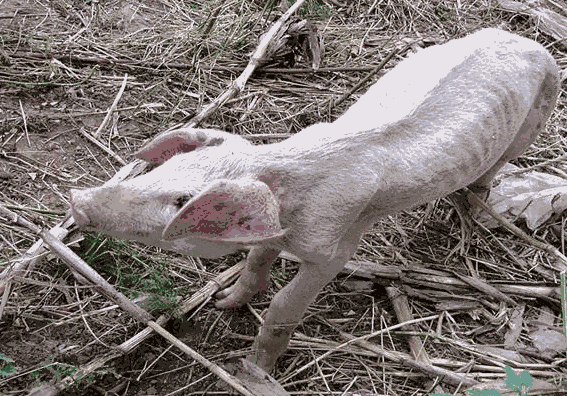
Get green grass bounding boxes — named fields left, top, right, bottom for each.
left=79, top=232, right=182, bottom=316
left=0, top=354, right=17, bottom=377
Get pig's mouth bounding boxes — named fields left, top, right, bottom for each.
left=70, top=205, right=90, bottom=228
left=70, top=203, right=154, bottom=239
left=72, top=213, right=154, bottom=241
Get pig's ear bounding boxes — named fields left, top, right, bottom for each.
left=136, top=128, right=249, bottom=164
left=162, top=179, right=284, bottom=243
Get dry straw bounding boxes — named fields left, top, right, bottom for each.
left=0, top=0, right=566, bottom=395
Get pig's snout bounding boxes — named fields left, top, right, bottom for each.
left=69, top=189, right=91, bottom=227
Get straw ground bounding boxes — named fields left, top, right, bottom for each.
left=1, top=0, right=566, bottom=395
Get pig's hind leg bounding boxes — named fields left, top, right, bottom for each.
left=461, top=69, right=558, bottom=214
left=215, top=246, right=281, bottom=309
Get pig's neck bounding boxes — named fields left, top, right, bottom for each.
left=247, top=121, right=388, bottom=198
left=253, top=121, right=386, bottom=171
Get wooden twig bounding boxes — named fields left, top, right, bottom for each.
left=386, top=287, right=431, bottom=364
left=561, top=272, right=567, bottom=336
left=93, top=73, right=129, bottom=138
left=285, top=314, right=440, bottom=378
left=509, top=153, right=567, bottom=175
left=497, top=0, right=567, bottom=50
left=78, top=127, right=127, bottom=166
left=18, top=99, right=30, bottom=147
left=0, top=204, right=265, bottom=396
left=339, top=332, right=480, bottom=388
left=0, top=217, right=73, bottom=318
left=9, top=52, right=374, bottom=74
left=0, top=160, right=146, bottom=298
left=205, top=65, right=378, bottom=74
left=0, top=204, right=153, bottom=323
left=330, top=42, right=412, bottom=111
left=183, top=0, right=308, bottom=128
left=147, top=321, right=259, bottom=396
left=453, top=272, right=516, bottom=305
left=465, top=188, right=567, bottom=272
left=23, top=261, right=247, bottom=395
left=280, top=251, right=561, bottom=299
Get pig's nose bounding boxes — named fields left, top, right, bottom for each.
left=69, top=190, right=90, bottom=227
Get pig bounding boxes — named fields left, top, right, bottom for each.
left=70, top=28, right=559, bottom=372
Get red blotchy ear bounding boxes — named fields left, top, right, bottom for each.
left=136, top=129, right=208, bottom=164
left=162, top=179, right=283, bottom=243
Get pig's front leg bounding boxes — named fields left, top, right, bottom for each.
left=215, top=246, right=281, bottom=308
left=250, top=254, right=350, bottom=372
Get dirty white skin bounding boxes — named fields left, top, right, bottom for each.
left=70, top=28, right=559, bottom=372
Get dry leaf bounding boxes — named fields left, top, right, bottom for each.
left=531, top=328, right=567, bottom=358
left=477, top=163, right=567, bottom=229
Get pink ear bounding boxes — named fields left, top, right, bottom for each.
left=162, top=179, right=284, bottom=243
left=135, top=128, right=222, bottom=164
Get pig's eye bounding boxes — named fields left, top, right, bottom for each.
left=174, top=195, right=191, bottom=208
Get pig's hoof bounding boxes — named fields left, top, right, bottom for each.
left=246, top=352, right=276, bottom=374
left=214, top=278, right=267, bottom=309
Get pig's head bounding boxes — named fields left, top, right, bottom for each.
left=70, top=128, right=285, bottom=258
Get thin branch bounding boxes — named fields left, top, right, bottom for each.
left=184, top=0, right=308, bottom=128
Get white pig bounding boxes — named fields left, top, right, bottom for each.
left=70, top=28, right=559, bottom=372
